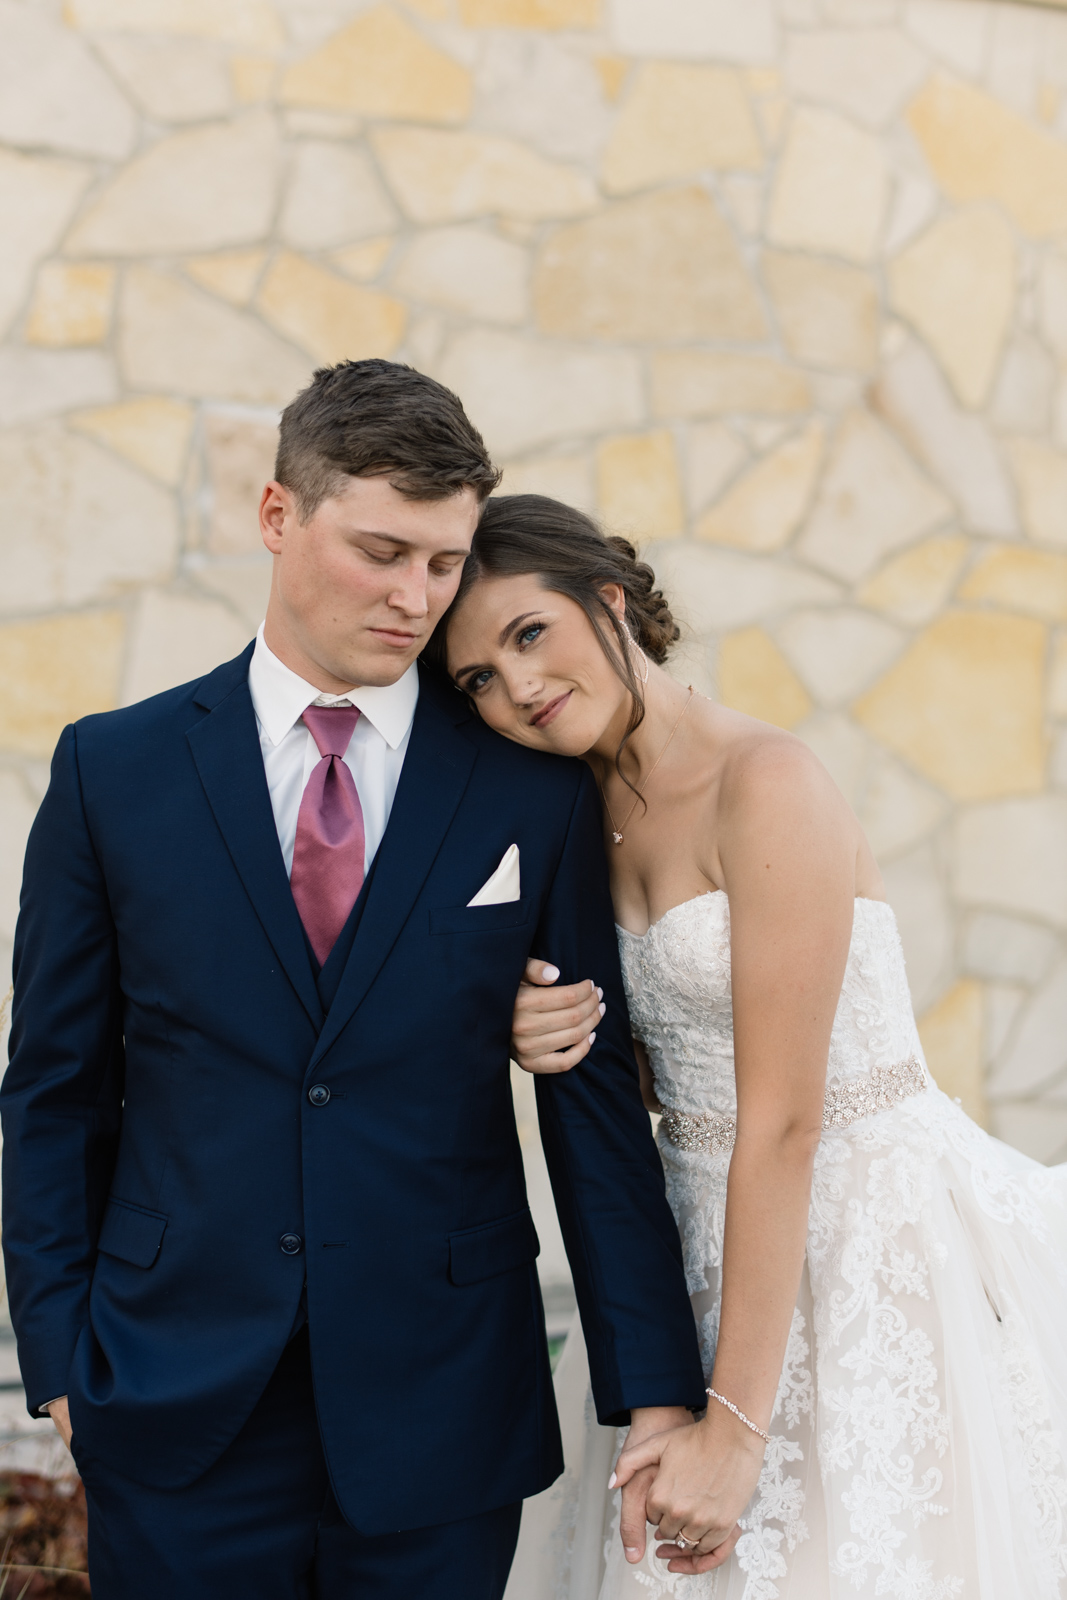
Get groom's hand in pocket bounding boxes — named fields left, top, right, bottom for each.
left=510, top=959, right=605, bottom=1074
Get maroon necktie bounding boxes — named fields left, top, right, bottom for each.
left=290, top=705, right=365, bottom=966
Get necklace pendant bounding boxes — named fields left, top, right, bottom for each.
left=612, top=831, right=624, bottom=845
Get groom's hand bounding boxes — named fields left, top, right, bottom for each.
left=43, top=1397, right=73, bottom=1451
left=510, top=960, right=604, bottom=1074
left=614, top=1407, right=692, bottom=1565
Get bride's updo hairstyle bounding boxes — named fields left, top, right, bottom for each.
left=429, top=492, right=680, bottom=779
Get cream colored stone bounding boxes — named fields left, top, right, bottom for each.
left=720, top=175, right=763, bottom=237
left=0, top=613, right=125, bottom=759
left=497, top=451, right=594, bottom=509
left=799, top=411, right=951, bottom=583
left=889, top=208, right=1016, bottom=409
left=0, top=772, right=37, bottom=944
left=960, top=546, right=1067, bottom=621
left=120, top=267, right=310, bottom=405
left=882, top=842, right=953, bottom=1013
left=857, top=534, right=969, bottom=627
left=474, top=37, right=610, bottom=167
left=0, top=350, right=116, bottom=430
left=204, top=416, right=279, bottom=557
left=884, top=174, right=939, bottom=255
left=281, top=7, right=471, bottom=123
left=767, top=108, right=888, bottom=263
left=988, top=956, right=1067, bottom=1098
left=372, top=128, right=598, bottom=222
left=1006, top=439, right=1067, bottom=547
left=438, top=329, right=642, bottom=456
left=777, top=607, right=903, bottom=705
left=332, top=238, right=396, bottom=283
left=643, top=543, right=840, bottom=634
left=194, top=560, right=273, bottom=633
left=954, top=796, right=1067, bottom=927
left=909, top=74, right=1067, bottom=239
left=535, top=188, right=767, bottom=342
left=66, top=112, right=279, bottom=257
left=461, top=0, right=599, bottom=21
left=986, top=983, right=1029, bottom=1070
left=124, top=591, right=251, bottom=706
left=231, top=57, right=276, bottom=104
left=609, top=0, right=777, bottom=65
left=0, top=150, right=92, bottom=339
left=795, top=711, right=872, bottom=807
left=283, top=111, right=363, bottom=140
left=855, top=611, right=1046, bottom=800
left=964, top=912, right=1059, bottom=985
left=25, top=264, right=114, bottom=348
left=684, top=423, right=747, bottom=515
left=258, top=253, right=406, bottom=365
left=918, top=979, right=988, bottom=1126
left=905, top=0, right=989, bottom=77
left=785, top=29, right=926, bottom=128
left=64, top=0, right=284, bottom=48
left=596, top=430, right=684, bottom=540
left=94, top=37, right=231, bottom=122
left=993, top=1104, right=1067, bottom=1164
left=652, top=353, right=811, bottom=418
left=763, top=252, right=878, bottom=373
left=185, top=250, right=267, bottom=307
left=992, top=337, right=1056, bottom=436
left=859, top=748, right=948, bottom=860
left=0, top=424, right=178, bottom=614
left=696, top=422, right=823, bottom=553
left=0, top=1, right=136, bottom=160
left=1051, top=633, right=1067, bottom=717
left=71, top=399, right=194, bottom=488
left=601, top=63, right=761, bottom=194
left=717, top=627, right=812, bottom=728
left=392, top=228, right=529, bottom=324
left=1039, top=252, right=1067, bottom=360
left=280, top=143, right=398, bottom=252
left=874, top=341, right=1018, bottom=538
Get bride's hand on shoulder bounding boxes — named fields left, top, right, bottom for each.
left=510, top=958, right=604, bottom=1074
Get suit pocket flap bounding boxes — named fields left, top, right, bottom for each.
left=448, top=1208, right=540, bottom=1286
left=430, top=898, right=531, bottom=936
left=97, top=1198, right=168, bottom=1269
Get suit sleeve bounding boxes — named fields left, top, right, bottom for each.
left=1, top=724, right=124, bottom=1416
left=532, top=767, right=706, bottom=1425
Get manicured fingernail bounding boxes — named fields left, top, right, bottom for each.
left=596, top=986, right=603, bottom=999
left=608, top=1472, right=617, bottom=1489
left=588, top=1031, right=596, bottom=1044
left=543, top=965, right=559, bottom=981
left=625, top=1548, right=640, bottom=1560
left=598, top=1002, right=606, bottom=1017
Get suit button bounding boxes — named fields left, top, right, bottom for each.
left=308, top=1084, right=331, bottom=1106
left=279, top=1234, right=303, bottom=1255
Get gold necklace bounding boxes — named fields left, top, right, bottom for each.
left=600, top=688, right=693, bottom=845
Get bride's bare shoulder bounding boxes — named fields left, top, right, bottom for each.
left=706, top=703, right=846, bottom=822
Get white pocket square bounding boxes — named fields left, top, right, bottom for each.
left=468, top=843, right=520, bottom=906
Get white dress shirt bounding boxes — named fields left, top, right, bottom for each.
left=247, top=625, right=419, bottom=877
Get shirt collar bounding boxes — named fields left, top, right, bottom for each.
left=248, top=625, right=419, bottom=751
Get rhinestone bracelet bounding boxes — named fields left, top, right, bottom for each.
left=706, top=1387, right=771, bottom=1445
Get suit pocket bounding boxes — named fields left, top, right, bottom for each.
left=430, top=897, right=531, bottom=936
left=448, top=1207, right=540, bottom=1286
left=97, top=1197, right=168, bottom=1269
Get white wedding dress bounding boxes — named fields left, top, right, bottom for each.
left=506, top=891, right=1067, bottom=1600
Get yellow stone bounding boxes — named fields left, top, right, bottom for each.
left=1039, top=84, right=1061, bottom=126
left=960, top=546, right=1067, bottom=622
left=696, top=422, right=823, bottom=552
left=0, top=611, right=124, bottom=756
left=185, top=249, right=266, bottom=307
left=595, top=55, right=628, bottom=102
left=854, top=611, right=1046, bottom=801
left=717, top=627, right=812, bottom=730
left=257, top=252, right=406, bottom=364
left=331, top=237, right=395, bottom=282
left=63, top=0, right=283, bottom=47
left=918, top=979, right=988, bottom=1127
left=857, top=534, right=969, bottom=627
left=281, top=7, right=471, bottom=124
left=371, top=127, right=597, bottom=223
left=767, top=107, right=887, bottom=263
left=1006, top=439, right=1067, bottom=547
left=1049, top=633, right=1067, bottom=717
left=231, top=56, right=276, bottom=104
left=889, top=208, right=1015, bottom=409
left=69, top=398, right=195, bottom=487
left=25, top=263, right=114, bottom=347
left=908, top=73, right=1067, bottom=240
left=459, top=0, right=600, bottom=22
left=404, top=0, right=449, bottom=14
left=535, top=188, right=766, bottom=343
left=763, top=252, right=878, bottom=373
left=596, top=430, right=684, bottom=540
left=601, top=63, right=761, bottom=195
left=652, top=352, right=811, bottom=418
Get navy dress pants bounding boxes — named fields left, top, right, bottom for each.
left=72, top=1328, right=522, bottom=1599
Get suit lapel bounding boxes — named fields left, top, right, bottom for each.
left=186, top=653, right=323, bottom=1029
left=308, top=669, right=477, bottom=1069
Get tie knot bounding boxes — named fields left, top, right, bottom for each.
left=302, top=704, right=360, bottom=760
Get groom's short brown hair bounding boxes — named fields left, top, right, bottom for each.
left=275, top=358, right=501, bottom=522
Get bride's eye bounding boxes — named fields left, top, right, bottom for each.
left=518, top=622, right=545, bottom=649
left=466, top=668, right=493, bottom=693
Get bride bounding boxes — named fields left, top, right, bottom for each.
left=432, top=493, right=1067, bottom=1600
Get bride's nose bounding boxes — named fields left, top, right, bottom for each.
left=500, top=663, right=542, bottom=707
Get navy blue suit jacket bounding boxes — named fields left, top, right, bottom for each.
left=1, top=647, right=704, bottom=1533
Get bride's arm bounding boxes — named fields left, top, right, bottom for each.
left=614, top=735, right=856, bottom=1573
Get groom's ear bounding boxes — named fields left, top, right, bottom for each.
left=260, top=481, right=298, bottom=554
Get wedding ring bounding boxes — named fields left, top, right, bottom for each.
left=675, top=1535, right=691, bottom=1550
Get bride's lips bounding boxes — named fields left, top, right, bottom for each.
left=531, top=691, right=571, bottom=730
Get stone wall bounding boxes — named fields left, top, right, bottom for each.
left=4, top=0, right=1067, bottom=1162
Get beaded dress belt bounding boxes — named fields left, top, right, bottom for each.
left=659, top=1055, right=928, bottom=1156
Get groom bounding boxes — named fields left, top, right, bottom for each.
left=2, top=360, right=705, bottom=1597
